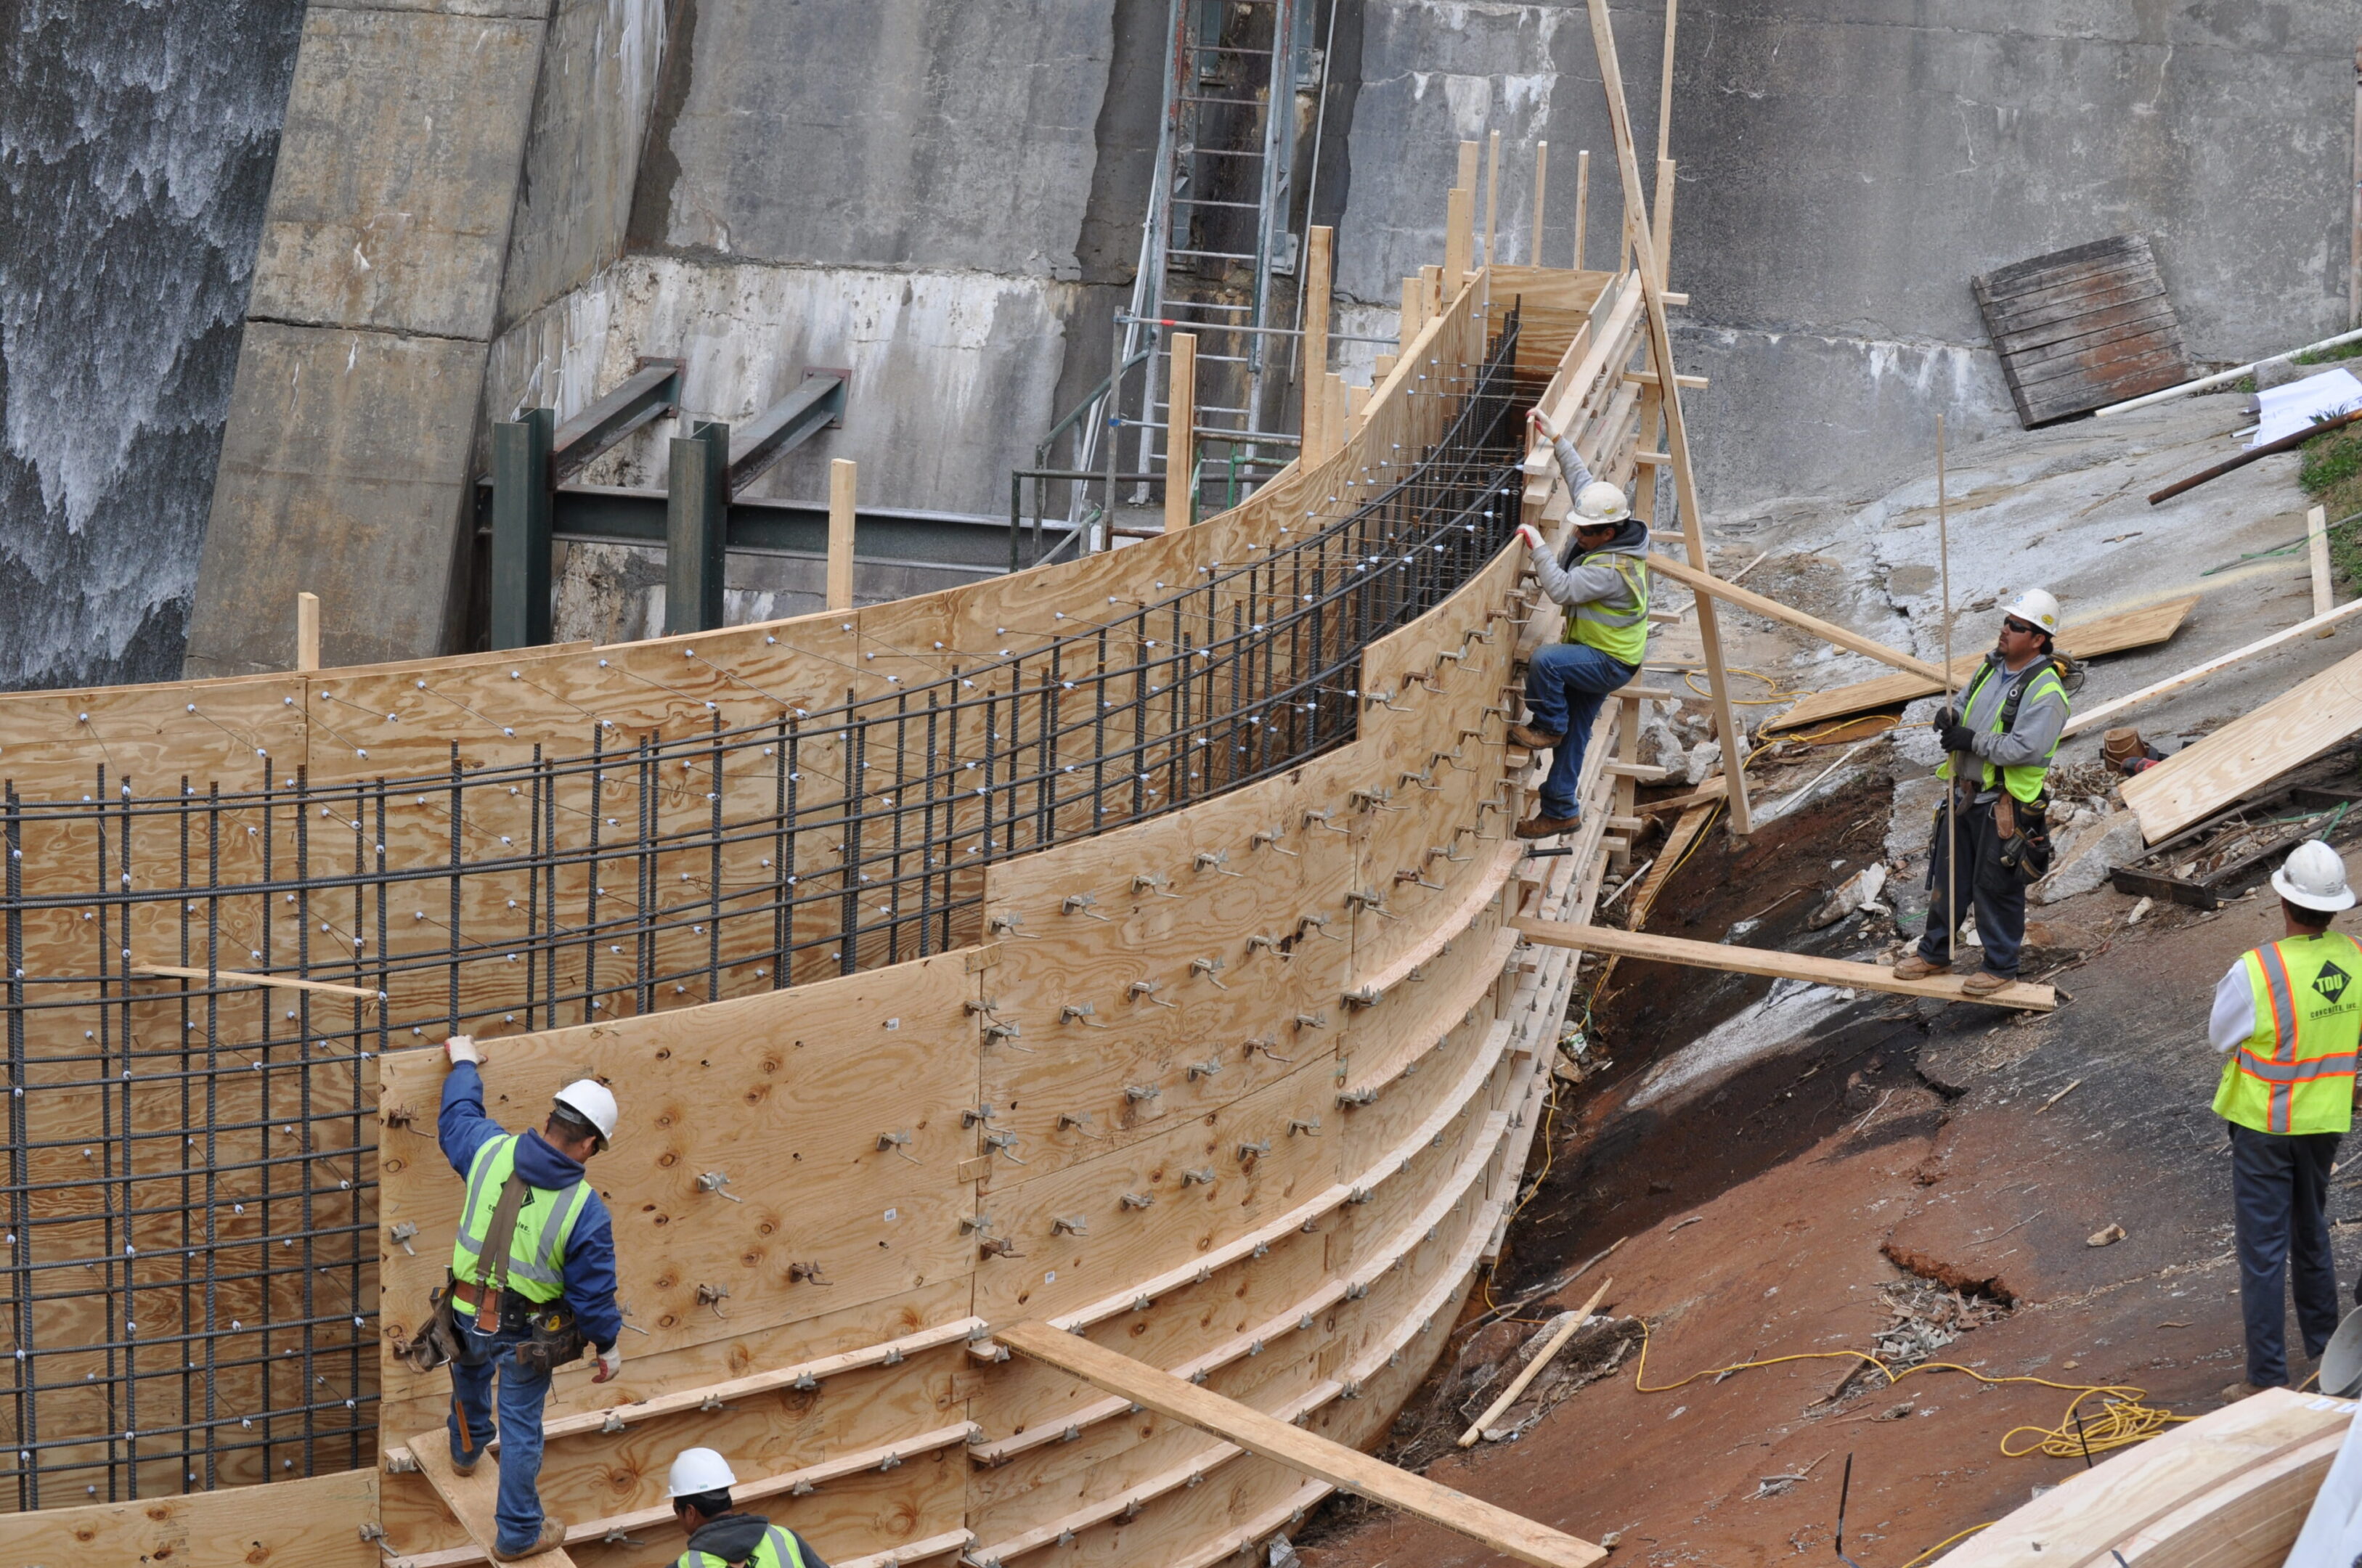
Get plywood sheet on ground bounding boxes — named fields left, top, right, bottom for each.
left=2120, top=642, right=2362, bottom=843
left=1971, top=234, right=2192, bottom=427
left=1764, top=595, right=2198, bottom=733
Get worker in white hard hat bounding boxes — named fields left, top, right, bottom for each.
left=1893, top=589, right=2073, bottom=997
left=1505, top=405, right=1651, bottom=838
left=438, top=1034, right=625, bottom=1560
left=665, top=1447, right=829, bottom=1567
left=2207, top=839, right=2362, bottom=1402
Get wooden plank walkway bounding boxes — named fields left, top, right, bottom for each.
left=1511, top=918, right=2057, bottom=1011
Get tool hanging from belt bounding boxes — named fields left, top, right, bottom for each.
left=400, top=1172, right=587, bottom=1375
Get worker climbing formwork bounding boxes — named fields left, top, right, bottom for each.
left=1510, top=404, right=1652, bottom=838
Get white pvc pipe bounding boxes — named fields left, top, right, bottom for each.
left=2095, top=326, right=2362, bottom=418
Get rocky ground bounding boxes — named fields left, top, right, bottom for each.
left=1292, top=390, right=2362, bottom=1567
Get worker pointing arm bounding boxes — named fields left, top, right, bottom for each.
left=1503, top=406, right=1650, bottom=841
left=439, top=1034, right=624, bottom=1561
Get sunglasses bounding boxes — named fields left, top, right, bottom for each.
left=2001, top=618, right=2039, bottom=637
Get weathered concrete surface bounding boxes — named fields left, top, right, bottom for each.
left=1331, top=0, right=2355, bottom=510
left=482, top=255, right=1075, bottom=517
left=245, top=7, right=544, bottom=338
left=550, top=539, right=1004, bottom=645
left=496, top=0, right=669, bottom=333
left=190, top=324, right=488, bottom=672
left=643, top=0, right=1113, bottom=277
left=185, top=0, right=550, bottom=677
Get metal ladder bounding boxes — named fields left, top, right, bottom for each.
left=1041, top=0, right=1319, bottom=550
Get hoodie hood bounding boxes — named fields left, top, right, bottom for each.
left=511, top=1128, right=586, bottom=1190
left=1561, top=517, right=1650, bottom=565
left=684, top=1512, right=775, bottom=1564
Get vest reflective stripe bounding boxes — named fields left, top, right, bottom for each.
left=675, top=1524, right=805, bottom=1568
left=1937, top=661, right=2069, bottom=804
left=2214, top=934, right=2362, bottom=1136
left=1564, top=555, right=1650, bottom=666
left=449, top=1134, right=588, bottom=1304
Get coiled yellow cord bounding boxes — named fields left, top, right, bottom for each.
left=1631, top=1318, right=2188, bottom=1458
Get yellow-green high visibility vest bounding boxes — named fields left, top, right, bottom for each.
left=449, top=1133, right=590, bottom=1307
left=675, top=1524, right=807, bottom=1568
left=1564, top=553, right=1650, bottom=666
left=2215, top=933, right=2362, bottom=1135
left=1937, top=658, right=2069, bottom=804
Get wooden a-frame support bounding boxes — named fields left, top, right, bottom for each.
left=996, top=1321, right=1607, bottom=1568
left=1584, top=0, right=1754, bottom=835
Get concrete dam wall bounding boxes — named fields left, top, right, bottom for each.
left=0, top=1, right=2354, bottom=687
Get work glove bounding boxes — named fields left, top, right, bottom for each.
left=1513, top=523, right=1547, bottom=553
left=593, top=1345, right=622, bottom=1384
left=1937, top=722, right=1979, bottom=756
left=1931, top=706, right=1958, bottom=730
left=446, top=1034, right=481, bottom=1066
left=1526, top=406, right=1561, bottom=444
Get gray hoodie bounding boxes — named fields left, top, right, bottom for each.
left=675, top=1512, right=828, bottom=1568
left=1528, top=436, right=1650, bottom=613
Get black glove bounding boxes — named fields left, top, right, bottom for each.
left=1938, top=722, right=1979, bottom=755
left=1931, top=706, right=1959, bottom=731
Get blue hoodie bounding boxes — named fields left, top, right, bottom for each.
left=439, top=1061, right=623, bottom=1352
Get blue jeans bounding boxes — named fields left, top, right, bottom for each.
left=447, top=1315, right=553, bottom=1551
left=1525, top=641, right=1638, bottom=820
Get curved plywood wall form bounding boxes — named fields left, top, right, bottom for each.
left=0, top=263, right=1644, bottom=1567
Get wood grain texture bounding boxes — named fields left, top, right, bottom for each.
left=1512, top=917, right=2056, bottom=1010
left=2120, top=642, right=2362, bottom=842
left=0, top=1468, right=378, bottom=1567
left=998, top=1321, right=1604, bottom=1568
left=1972, top=234, right=2192, bottom=427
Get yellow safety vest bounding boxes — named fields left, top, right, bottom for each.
left=676, top=1524, right=807, bottom=1568
left=2215, top=934, right=2362, bottom=1135
left=1937, top=658, right=2069, bottom=804
left=449, top=1133, right=590, bottom=1307
left=1563, top=553, right=1650, bottom=666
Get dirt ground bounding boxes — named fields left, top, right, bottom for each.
left=1295, top=759, right=2362, bottom=1568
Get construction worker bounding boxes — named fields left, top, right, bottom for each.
left=1507, top=406, right=1649, bottom=838
left=439, top=1033, right=625, bottom=1561
left=2208, top=841, right=2362, bottom=1400
left=663, top=1447, right=829, bottom=1567
left=1892, top=590, right=2070, bottom=996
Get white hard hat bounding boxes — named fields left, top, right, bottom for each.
left=1573, top=480, right=1630, bottom=525
left=553, top=1079, right=618, bottom=1149
left=2273, top=839, right=2356, bottom=912
left=667, top=1447, right=738, bottom=1499
left=2000, top=588, right=2061, bottom=638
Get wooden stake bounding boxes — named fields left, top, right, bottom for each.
left=1656, top=0, right=1679, bottom=166
left=1938, top=413, right=1960, bottom=967
left=1166, top=332, right=1197, bottom=531
left=1446, top=186, right=1475, bottom=282
left=1402, top=276, right=1425, bottom=340
left=2353, top=38, right=2361, bottom=326
left=826, top=458, right=857, bottom=612
left=998, top=1321, right=1608, bottom=1568
left=1573, top=150, right=1591, bottom=270
left=1458, top=136, right=1481, bottom=197
left=1305, top=224, right=1334, bottom=426
left=1457, top=1277, right=1615, bottom=1447
left=1587, top=0, right=1752, bottom=831
left=295, top=590, right=319, bottom=673
left=1483, top=128, right=1502, bottom=269
left=2311, top=504, right=2336, bottom=631
left=1531, top=140, right=1549, bottom=266
left=1651, top=155, right=1677, bottom=290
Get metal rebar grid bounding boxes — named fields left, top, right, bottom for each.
left=0, top=313, right=1531, bottom=1509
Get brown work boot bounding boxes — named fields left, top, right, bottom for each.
left=1959, top=971, right=2013, bottom=997
left=1506, top=722, right=1564, bottom=751
left=492, top=1519, right=567, bottom=1561
left=1515, top=813, right=1580, bottom=840
left=1891, top=954, right=1946, bottom=981
left=2220, top=1380, right=2273, bottom=1404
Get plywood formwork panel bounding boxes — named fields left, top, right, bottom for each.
left=372, top=954, right=982, bottom=1428
left=0, top=1466, right=378, bottom=1566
